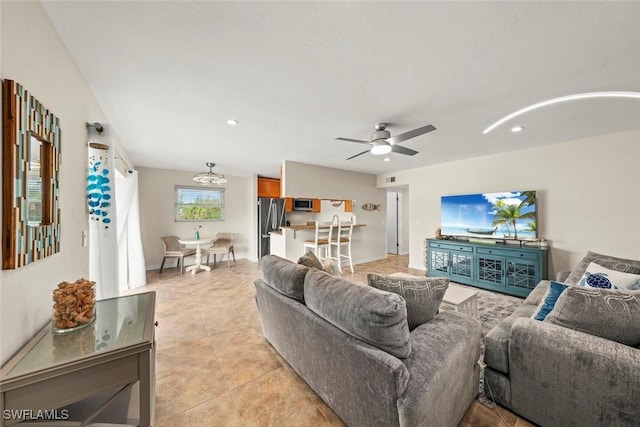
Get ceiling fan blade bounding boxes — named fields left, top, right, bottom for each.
left=391, top=145, right=418, bottom=156
left=346, top=150, right=371, bottom=160
left=336, top=137, right=370, bottom=144
left=386, top=124, right=436, bottom=144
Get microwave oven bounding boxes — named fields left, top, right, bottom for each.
left=293, top=199, right=313, bottom=211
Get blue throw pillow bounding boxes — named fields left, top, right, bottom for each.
left=532, top=281, right=569, bottom=321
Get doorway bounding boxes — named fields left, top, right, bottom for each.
left=386, top=190, right=405, bottom=255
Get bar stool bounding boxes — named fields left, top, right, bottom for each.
left=330, top=219, right=354, bottom=274
left=303, top=221, right=333, bottom=261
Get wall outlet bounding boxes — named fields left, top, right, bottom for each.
left=82, top=230, right=87, bottom=247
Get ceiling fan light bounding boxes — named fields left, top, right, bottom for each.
left=371, top=144, right=392, bottom=155
left=193, top=162, right=227, bottom=185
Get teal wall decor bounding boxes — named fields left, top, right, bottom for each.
left=87, top=142, right=112, bottom=228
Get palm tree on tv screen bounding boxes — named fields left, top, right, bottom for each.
left=523, top=220, right=537, bottom=233
left=491, top=195, right=536, bottom=239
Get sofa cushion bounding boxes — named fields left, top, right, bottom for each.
left=367, top=273, right=448, bottom=330
left=304, top=269, right=411, bottom=358
left=578, top=262, right=640, bottom=290
left=261, top=255, right=309, bottom=303
left=544, top=286, right=640, bottom=347
left=522, top=280, right=551, bottom=306
left=531, top=281, right=569, bottom=321
left=298, top=250, right=323, bottom=270
left=565, top=251, right=640, bottom=285
left=484, top=303, right=537, bottom=374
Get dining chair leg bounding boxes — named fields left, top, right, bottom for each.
left=232, top=248, right=236, bottom=264
left=206, top=252, right=210, bottom=265
left=226, top=252, right=231, bottom=268
left=159, top=257, right=166, bottom=274
left=180, top=257, right=184, bottom=275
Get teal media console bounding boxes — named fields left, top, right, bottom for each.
left=426, top=239, right=548, bottom=297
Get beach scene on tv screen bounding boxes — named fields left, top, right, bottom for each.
left=441, top=191, right=537, bottom=239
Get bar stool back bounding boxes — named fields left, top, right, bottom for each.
left=303, top=222, right=333, bottom=261
left=330, top=220, right=354, bottom=274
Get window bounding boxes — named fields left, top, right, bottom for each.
left=175, top=186, right=225, bottom=221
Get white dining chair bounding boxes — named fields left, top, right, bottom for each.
left=303, top=221, right=333, bottom=262
left=329, top=219, right=354, bottom=274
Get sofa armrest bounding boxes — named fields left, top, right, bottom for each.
left=398, top=311, right=482, bottom=427
left=508, top=318, right=640, bottom=426
left=555, top=270, right=571, bottom=282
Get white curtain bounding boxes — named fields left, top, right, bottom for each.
left=88, top=141, right=119, bottom=300
left=115, top=169, right=147, bottom=291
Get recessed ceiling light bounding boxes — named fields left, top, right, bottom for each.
left=227, top=119, right=239, bottom=126
left=383, top=157, right=390, bottom=162
left=483, top=91, right=640, bottom=134
left=511, top=125, right=524, bottom=133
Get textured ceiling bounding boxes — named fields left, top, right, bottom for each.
left=42, top=1, right=640, bottom=178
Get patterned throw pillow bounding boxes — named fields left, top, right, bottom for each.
left=531, top=281, right=569, bottom=321
left=578, top=262, right=640, bottom=290
left=322, top=258, right=343, bottom=277
left=565, top=251, right=640, bottom=285
left=544, top=286, right=640, bottom=347
left=367, top=273, right=448, bottom=330
left=297, top=250, right=323, bottom=270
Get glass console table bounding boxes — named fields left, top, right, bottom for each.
left=0, top=291, right=156, bottom=427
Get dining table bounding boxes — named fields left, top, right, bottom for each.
left=178, top=236, right=214, bottom=274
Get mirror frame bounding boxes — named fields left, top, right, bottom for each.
left=2, top=80, right=61, bottom=269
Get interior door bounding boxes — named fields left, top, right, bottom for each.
left=386, top=191, right=401, bottom=254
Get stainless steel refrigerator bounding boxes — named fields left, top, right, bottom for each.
left=258, top=198, right=286, bottom=259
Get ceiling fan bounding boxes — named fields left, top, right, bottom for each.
left=336, top=123, right=436, bottom=160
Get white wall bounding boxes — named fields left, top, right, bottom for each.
left=282, top=161, right=387, bottom=263
left=377, top=129, right=640, bottom=275
left=137, top=167, right=255, bottom=268
left=0, top=1, right=131, bottom=364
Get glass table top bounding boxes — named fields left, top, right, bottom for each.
left=4, top=292, right=154, bottom=379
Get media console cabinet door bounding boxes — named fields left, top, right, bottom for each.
left=426, top=239, right=547, bottom=297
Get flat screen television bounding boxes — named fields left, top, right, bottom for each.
left=440, top=191, right=537, bottom=240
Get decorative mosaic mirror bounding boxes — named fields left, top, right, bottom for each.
left=2, top=80, right=61, bottom=269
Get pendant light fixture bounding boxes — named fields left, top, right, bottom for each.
left=193, top=162, right=227, bottom=185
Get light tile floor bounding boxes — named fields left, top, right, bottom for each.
left=129, top=255, right=536, bottom=426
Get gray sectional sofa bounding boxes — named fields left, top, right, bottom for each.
left=255, top=255, right=482, bottom=427
left=484, top=251, right=640, bottom=427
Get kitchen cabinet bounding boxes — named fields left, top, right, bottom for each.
left=426, top=239, right=548, bottom=297
left=344, top=200, right=353, bottom=212
left=258, top=177, right=281, bottom=198
left=284, top=198, right=293, bottom=212
left=312, top=199, right=321, bottom=212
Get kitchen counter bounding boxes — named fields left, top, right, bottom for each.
left=280, top=224, right=366, bottom=231
left=270, top=223, right=366, bottom=263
